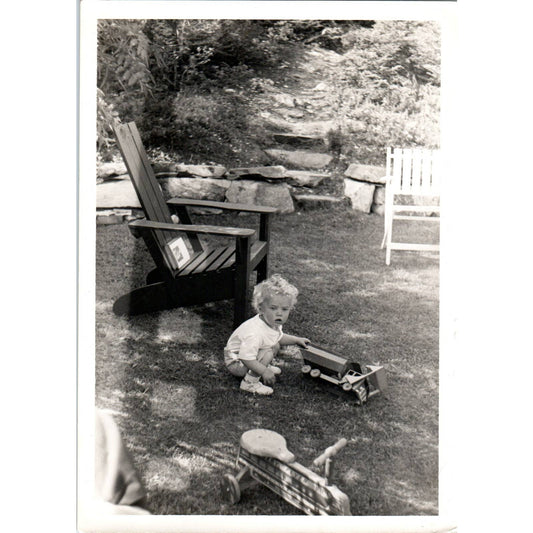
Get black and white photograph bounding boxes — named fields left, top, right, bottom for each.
left=14, top=0, right=533, bottom=532
left=78, top=1, right=460, bottom=532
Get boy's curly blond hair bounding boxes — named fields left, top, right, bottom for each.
left=252, top=274, right=299, bottom=313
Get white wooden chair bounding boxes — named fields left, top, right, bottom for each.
left=381, top=147, right=441, bottom=265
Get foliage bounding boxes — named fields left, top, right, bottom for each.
left=153, top=89, right=251, bottom=162
left=96, top=19, right=294, bottom=160
left=96, top=19, right=440, bottom=165
left=280, top=20, right=376, bottom=51
left=96, top=88, right=120, bottom=157
left=97, top=20, right=153, bottom=91
left=329, top=21, right=441, bottom=162
left=97, top=20, right=154, bottom=157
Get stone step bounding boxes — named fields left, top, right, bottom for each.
left=265, top=149, right=333, bottom=169
left=272, top=133, right=325, bottom=148
left=290, top=120, right=337, bottom=137
left=96, top=178, right=141, bottom=209
left=292, top=194, right=349, bottom=210
left=285, top=170, right=329, bottom=188
left=345, top=163, right=387, bottom=185
left=227, top=165, right=288, bottom=181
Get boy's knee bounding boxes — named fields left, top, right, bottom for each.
left=226, top=360, right=248, bottom=378
left=257, top=347, right=275, bottom=365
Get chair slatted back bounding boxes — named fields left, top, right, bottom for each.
left=387, top=147, right=440, bottom=196
left=113, top=122, right=202, bottom=272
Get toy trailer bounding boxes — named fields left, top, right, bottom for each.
left=221, top=429, right=351, bottom=515
left=301, top=344, right=387, bottom=405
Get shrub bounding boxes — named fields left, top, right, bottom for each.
left=151, top=90, right=252, bottom=163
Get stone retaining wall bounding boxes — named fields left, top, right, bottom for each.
left=96, top=161, right=389, bottom=224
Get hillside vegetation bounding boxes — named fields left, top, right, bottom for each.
left=97, top=20, right=440, bottom=167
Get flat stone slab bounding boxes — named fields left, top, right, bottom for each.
left=153, top=163, right=227, bottom=178
left=285, top=170, right=328, bottom=188
left=258, top=112, right=295, bottom=132
left=291, top=120, right=336, bottom=136
left=226, top=181, right=294, bottom=214
left=96, top=178, right=141, bottom=208
left=292, top=194, right=348, bottom=210
left=228, top=166, right=288, bottom=181
left=345, top=163, right=386, bottom=185
left=265, top=149, right=333, bottom=169
left=97, top=161, right=127, bottom=179
left=159, top=177, right=230, bottom=202
left=175, top=164, right=227, bottom=178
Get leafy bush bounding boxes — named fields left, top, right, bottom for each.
left=321, top=21, right=441, bottom=162
left=145, top=89, right=253, bottom=163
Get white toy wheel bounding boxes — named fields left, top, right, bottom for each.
left=221, top=473, right=241, bottom=504
left=301, top=364, right=312, bottom=374
left=310, top=369, right=321, bottom=378
left=342, top=382, right=352, bottom=392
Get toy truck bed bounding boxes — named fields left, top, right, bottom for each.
left=301, top=344, right=387, bottom=404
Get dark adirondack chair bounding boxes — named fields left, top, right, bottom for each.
left=112, top=122, right=276, bottom=328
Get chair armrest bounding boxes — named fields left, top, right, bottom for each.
left=128, top=218, right=256, bottom=238
left=167, top=198, right=277, bottom=214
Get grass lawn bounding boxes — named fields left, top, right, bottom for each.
left=95, top=207, right=439, bottom=516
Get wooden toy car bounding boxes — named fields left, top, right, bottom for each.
left=300, top=344, right=387, bottom=404
left=221, top=429, right=351, bottom=515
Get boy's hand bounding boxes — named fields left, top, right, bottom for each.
left=261, top=368, right=276, bottom=386
left=297, top=337, right=311, bottom=348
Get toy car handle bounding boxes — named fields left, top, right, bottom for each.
left=312, top=438, right=347, bottom=467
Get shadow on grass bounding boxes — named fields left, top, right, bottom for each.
left=95, top=209, right=440, bottom=516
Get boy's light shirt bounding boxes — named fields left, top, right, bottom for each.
left=224, top=314, right=283, bottom=365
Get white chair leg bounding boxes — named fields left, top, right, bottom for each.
left=385, top=212, right=393, bottom=265
left=381, top=183, right=392, bottom=250
left=381, top=217, right=388, bottom=249
left=380, top=230, right=387, bottom=249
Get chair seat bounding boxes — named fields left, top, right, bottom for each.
left=176, top=240, right=267, bottom=277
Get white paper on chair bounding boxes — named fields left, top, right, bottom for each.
left=167, top=237, right=191, bottom=269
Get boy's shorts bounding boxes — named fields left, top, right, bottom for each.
left=224, top=344, right=279, bottom=377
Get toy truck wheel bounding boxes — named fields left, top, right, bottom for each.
left=301, top=364, right=312, bottom=374
left=342, top=382, right=352, bottom=392
left=310, top=369, right=321, bottom=378
left=221, top=474, right=241, bottom=504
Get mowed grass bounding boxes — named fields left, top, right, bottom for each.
left=95, top=207, right=439, bottom=516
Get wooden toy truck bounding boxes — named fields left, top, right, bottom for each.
left=222, top=429, right=351, bottom=515
left=301, top=344, right=387, bottom=405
